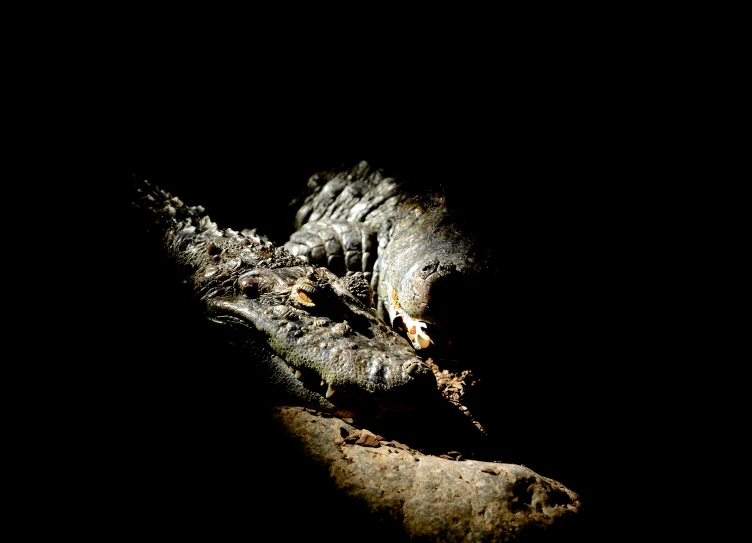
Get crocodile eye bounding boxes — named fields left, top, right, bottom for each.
left=289, top=283, right=316, bottom=307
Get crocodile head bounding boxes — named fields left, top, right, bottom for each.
left=205, top=265, right=436, bottom=417
left=376, top=193, right=497, bottom=358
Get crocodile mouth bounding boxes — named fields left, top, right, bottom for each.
left=281, top=358, right=338, bottom=400
left=392, top=311, right=435, bottom=350
left=381, top=284, right=434, bottom=351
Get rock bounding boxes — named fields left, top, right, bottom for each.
left=268, top=406, right=584, bottom=542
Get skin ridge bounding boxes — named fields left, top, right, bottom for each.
left=131, top=177, right=435, bottom=417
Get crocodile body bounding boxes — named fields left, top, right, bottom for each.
left=285, top=160, right=498, bottom=356
left=131, top=177, right=441, bottom=419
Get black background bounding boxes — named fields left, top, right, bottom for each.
left=102, top=77, right=621, bottom=540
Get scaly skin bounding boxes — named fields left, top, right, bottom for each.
left=285, top=160, right=497, bottom=355
left=131, top=177, right=437, bottom=418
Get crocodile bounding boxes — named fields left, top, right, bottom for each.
left=284, top=160, right=499, bottom=358
left=125, top=165, right=587, bottom=541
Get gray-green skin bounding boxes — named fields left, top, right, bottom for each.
left=285, top=160, right=496, bottom=355
left=132, top=178, right=436, bottom=418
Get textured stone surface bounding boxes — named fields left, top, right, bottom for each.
left=269, top=406, right=582, bottom=542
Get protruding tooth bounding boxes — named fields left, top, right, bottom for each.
left=416, top=332, right=432, bottom=349
left=294, top=369, right=302, bottom=380
left=325, top=384, right=336, bottom=399
left=320, top=379, right=326, bottom=386
left=401, top=314, right=433, bottom=350
left=289, top=365, right=296, bottom=374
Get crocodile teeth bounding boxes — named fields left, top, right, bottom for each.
left=414, top=329, right=432, bottom=350
left=286, top=363, right=330, bottom=398
left=399, top=311, right=433, bottom=350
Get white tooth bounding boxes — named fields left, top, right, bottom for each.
left=320, top=379, right=326, bottom=386
left=325, top=384, right=336, bottom=399
left=289, top=365, right=296, bottom=374
left=294, top=369, right=302, bottom=379
left=416, top=333, right=432, bottom=349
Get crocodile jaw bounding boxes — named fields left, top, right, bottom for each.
left=382, top=283, right=434, bottom=351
